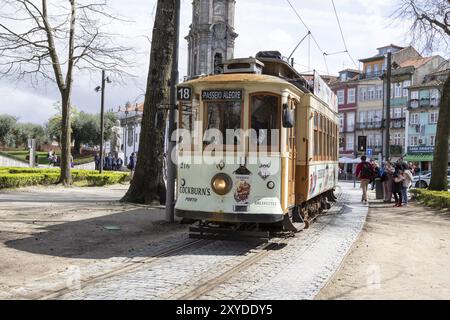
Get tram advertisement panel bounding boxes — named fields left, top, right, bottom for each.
left=308, top=163, right=339, bottom=200
left=176, top=155, right=283, bottom=215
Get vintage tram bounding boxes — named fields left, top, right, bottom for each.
left=174, top=51, right=339, bottom=239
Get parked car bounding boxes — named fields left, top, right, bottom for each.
left=413, top=169, right=450, bottom=188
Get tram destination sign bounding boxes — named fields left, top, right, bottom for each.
left=201, top=89, right=242, bottom=101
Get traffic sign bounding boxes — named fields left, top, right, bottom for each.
left=367, top=148, right=373, bottom=158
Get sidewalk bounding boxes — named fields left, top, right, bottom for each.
left=317, top=188, right=450, bottom=299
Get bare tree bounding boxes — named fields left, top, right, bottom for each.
left=121, top=0, right=176, bottom=204
left=0, top=0, right=131, bottom=185
left=393, top=0, right=450, bottom=191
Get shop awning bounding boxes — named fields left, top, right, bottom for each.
left=404, top=154, right=434, bottom=162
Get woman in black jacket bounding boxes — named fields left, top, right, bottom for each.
left=392, top=164, right=404, bottom=207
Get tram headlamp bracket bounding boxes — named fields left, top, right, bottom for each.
left=211, top=173, right=233, bottom=196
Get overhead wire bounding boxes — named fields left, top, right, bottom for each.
left=330, top=0, right=358, bottom=69
left=285, top=0, right=330, bottom=74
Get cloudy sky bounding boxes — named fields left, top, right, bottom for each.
left=0, top=0, right=432, bottom=124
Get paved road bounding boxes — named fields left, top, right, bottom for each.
left=54, top=182, right=368, bottom=300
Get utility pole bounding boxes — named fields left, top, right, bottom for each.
left=99, top=69, right=106, bottom=174
left=165, top=0, right=180, bottom=222
left=384, top=52, right=392, bottom=160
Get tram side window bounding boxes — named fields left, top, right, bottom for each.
left=314, top=112, right=319, bottom=159
left=250, top=94, right=280, bottom=149
left=205, top=101, right=241, bottom=145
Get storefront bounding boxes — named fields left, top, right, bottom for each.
left=404, top=146, right=450, bottom=172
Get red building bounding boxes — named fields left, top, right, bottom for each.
left=330, top=69, right=360, bottom=158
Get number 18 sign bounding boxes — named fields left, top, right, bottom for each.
left=177, top=86, right=192, bottom=101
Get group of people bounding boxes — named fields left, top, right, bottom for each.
left=356, top=156, right=414, bottom=207
left=94, top=153, right=124, bottom=171
left=47, top=150, right=59, bottom=167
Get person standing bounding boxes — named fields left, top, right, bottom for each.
left=94, top=153, right=100, bottom=171
left=355, top=155, right=374, bottom=204
left=382, top=161, right=395, bottom=203
left=392, top=164, right=404, bottom=207
left=116, top=157, right=123, bottom=170
left=127, top=152, right=137, bottom=179
left=401, top=164, right=413, bottom=206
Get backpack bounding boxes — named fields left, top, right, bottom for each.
left=361, top=162, right=374, bottom=178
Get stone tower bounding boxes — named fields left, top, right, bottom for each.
left=185, top=0, right=238, bottom=77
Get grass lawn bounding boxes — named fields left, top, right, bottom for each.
left=0, top=150, right=94, bottom=165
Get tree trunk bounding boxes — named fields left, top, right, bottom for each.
left=59, top=92, right=72, bottom=185
left=121, top=0, right=175, bottom=204
left=429, top=71, right=450, bottom=191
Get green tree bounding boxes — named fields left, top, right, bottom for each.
left=12, top=123, right=47, bottom=149
left=0, top=114, right=17, bottom=147
left=71, top=111, right=118, bottom=154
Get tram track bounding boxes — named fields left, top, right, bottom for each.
left=36, top=238, right=211, bottom=300
left=174, top=187, right=344, bottom=300
left=36, top=187, right=344, bottom=300
left=177, top=240, right=287, bottom=300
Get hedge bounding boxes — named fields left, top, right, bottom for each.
left=0, top=167, right=128, bottom=189
left=410, top=189, right=450, bottom=210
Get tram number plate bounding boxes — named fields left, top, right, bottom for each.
left=177, top=87, right=192, bottom=101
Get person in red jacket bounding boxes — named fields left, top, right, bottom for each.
left=355, top=155, right=374, bottom=204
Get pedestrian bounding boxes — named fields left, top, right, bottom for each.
left=127, top=152, right=137, bottom=179
left=355, top=155, right=374, bottom=204
left=47, top=150, right=54, bottom=166
left=94, top=153, right=100, bottom=171
left=371, top=161, right=380, bottom=190
left=401, top=164, right=413, bottom=206
left=392, top=164, right=404, bottom=207
left=105, top=154, right=112, bottom=171
left=382, top=161, right=394, bottom=203
left=112, top=156, right=117, bottom=171
left=116, top=157, right=123, bottom=170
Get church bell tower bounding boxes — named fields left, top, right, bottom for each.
left=185, top=0, right=238, bottom=77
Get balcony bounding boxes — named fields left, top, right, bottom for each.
left=356, top=121, right=383, bottom=130
left=358, top=71, right=383, bottom=80
left=390, top=118, right=406, bottom=129
left=408, top=99, right=419, bottom=109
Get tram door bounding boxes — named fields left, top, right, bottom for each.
left=287, top=103, right=297, bottom=206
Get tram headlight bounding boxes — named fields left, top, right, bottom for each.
left=211, top=173, right=232, bottom=196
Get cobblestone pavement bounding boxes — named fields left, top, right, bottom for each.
left=55, top=182, right=368, bottom=300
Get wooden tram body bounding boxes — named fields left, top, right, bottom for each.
left=175, top=52, right=339, bottom=235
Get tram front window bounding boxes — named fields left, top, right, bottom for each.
left=205, top=101, right=241, bottom=145
left=250, top=94, right=279, bottom=150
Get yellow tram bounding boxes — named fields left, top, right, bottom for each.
left=174, top=52, right=339, bottom=238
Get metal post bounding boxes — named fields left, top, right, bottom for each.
left=99, top=69, right=106, bottom=174
left=124, top=110, right=128, bottom=166
left=384, top=52, right=392, bottom=160
left=165, top=0, right=180, bottom=222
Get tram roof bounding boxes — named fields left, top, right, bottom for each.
left=182, top=73, right=301, bottom=87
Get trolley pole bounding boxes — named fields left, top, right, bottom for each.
left=165, top=0, right=180, bottom=222
left=384, top=52, right=392, bottom=160
left=99, top=69, right=106, bottom=174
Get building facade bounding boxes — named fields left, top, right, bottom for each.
left=405, top=68, right=450, bottom=170
left=185, top=0, right=238, bottom=77
left=331, top=69, right=359, bottom=158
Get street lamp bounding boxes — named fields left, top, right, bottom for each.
left=95, top=70, right=112, bottom=174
